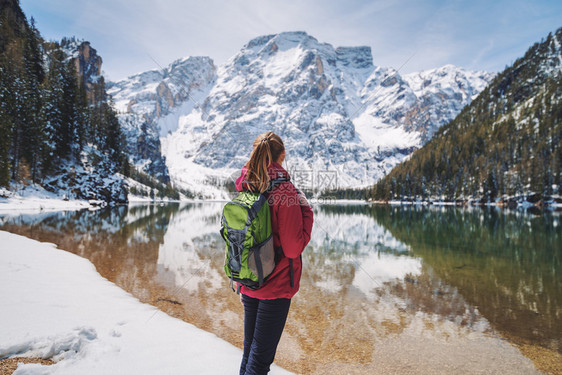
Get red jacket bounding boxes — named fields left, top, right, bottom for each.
left=235, top=162, right=314, bottom=299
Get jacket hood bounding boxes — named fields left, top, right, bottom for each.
left=235, top=162, right=290, bottom=192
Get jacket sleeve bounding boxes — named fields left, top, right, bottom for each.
left=276, top=185, right=314, bottom=259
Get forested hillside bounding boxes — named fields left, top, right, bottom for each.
left=0, top=0, right=182, bottom=202
left=371, top=27, right=562, bottom=205
left=0, top=0, right=131, bottom=201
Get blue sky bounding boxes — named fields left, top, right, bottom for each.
left=20, top=0, right=562, bottom=82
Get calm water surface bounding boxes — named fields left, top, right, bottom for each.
left=1, top=204, right=560, bottom=374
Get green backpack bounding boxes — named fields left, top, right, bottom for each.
left=220, top=178, right=287, bottom=292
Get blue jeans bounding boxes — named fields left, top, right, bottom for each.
left=240, top=295, right=291, bottom=375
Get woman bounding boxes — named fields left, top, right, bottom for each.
left=235, top=131, right=314, bottom=375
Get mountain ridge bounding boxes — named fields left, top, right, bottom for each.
left=108, top=31, right=494, bottom=197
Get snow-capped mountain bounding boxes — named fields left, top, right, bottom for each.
left=108, top=32, right=493, bottom=197
left=107, top=56, right=216, bottom=183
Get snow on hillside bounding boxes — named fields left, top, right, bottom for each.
left=0, top=231, right=292, bottom=375
left=402, top=65, right=493, bottom=140
left=0, top=185, right=92, bottom=212
left=108, top=32, right=494, bottom=198
left=108, top=56, right=217, bottom=183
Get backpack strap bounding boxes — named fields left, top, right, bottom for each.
left=288, top=258, right=294, bottom=288
left=248, top=195, right=267, bottom=222
left=242, top=180, right=258, bottom=193
left=265, top=177, right=290, bottom=197
left=242, top=178, right=288, bottom=195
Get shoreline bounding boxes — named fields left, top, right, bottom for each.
left=2, top=183, right=561, bottom=212
left=2, top=196, right=561, bottom=211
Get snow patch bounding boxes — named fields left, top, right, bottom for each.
left=0, top=231, right=292, bottom=375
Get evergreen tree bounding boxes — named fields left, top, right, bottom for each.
left=20, top=18, right=45, bottom=182
left=41, top=47, right=65, bottom=171
left=7, top=51, right=26, bottom=183
left=0, top=64, right=12, bottom=186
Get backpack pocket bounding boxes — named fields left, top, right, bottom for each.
left=248, top=235, right=275, bottom=286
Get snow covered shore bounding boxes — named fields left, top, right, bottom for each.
left=0, top=231, right=292, bottom=375
left=0, top=186, right=91, bottom=212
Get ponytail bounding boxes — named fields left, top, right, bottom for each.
left=246, top=132, right=284, bottom=193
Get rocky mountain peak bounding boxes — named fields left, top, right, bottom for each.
left=61, top=39, right=104, bottom=105
left=108, top=32, right=494, bottom=197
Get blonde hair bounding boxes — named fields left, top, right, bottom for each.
left=246, top=132, right=285, bottom=193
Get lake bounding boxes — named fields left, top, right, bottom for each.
left=0, top=203, right=560, bottom=374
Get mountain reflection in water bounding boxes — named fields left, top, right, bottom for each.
left=1, top=203, right=559, bottom=374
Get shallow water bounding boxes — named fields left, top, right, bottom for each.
left=1, top=204, right=560, bottom=374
